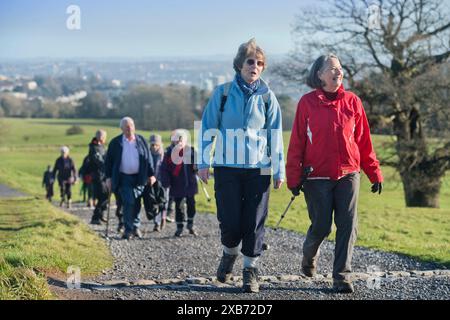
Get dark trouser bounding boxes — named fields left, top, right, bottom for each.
left=118, top=173, right=143, bottom=234
left=214, top=167, right=271, bottom=258
left=302, top=173, right=360, bottom=281
left=166, top=194, right=175, bottom=219
left=60, top=182, right=72, bottom=201
left=174, top=196, right=196, bottom=229
left=92, top=179, right=109, bottom=221
left=46, top=184, right=54, bottom=200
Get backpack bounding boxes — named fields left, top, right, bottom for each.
left=219, top=81, right=270, bottom=126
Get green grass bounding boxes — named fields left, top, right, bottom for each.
left=0, top=197, right=113, bottom=299
left=0, top=117, right=449, bottom=272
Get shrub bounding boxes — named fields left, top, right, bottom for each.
left=66, top=125, right=84, bottom=136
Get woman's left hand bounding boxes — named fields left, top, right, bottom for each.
left=274, top=179, right=284, bottom=189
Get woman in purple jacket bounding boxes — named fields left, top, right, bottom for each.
left=160, top=129, right=198, bottom=237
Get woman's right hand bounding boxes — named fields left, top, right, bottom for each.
left=198, top=168, right=210, bottom=184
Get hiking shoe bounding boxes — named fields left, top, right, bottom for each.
left=153, top=224, right=161, bottom=232
left=134, top=228, right=143, bottom=239
left=59, top=200, right=64, bottom=207
left=174, top=228, right=183, bottom=237
left=242, top=267, right=259, bottom=293
left=67, top=200, right=72, bottom=209
left=188, top=226, right=198, bottom=236
left=122, top=232, right=133, bottom=240
left=117, top=223, right=125, bottom=233
left=90, top=218, right=102, bottom=225
left=216, top=252, right=238, bottom=283
left=333, top=279, right=354, bottom=294
left=301, top=256, right=317, bottom=277
left=166, top=217, right=174, bottom=223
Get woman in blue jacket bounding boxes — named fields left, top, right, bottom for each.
left=197, top=39, right=285, bottom=293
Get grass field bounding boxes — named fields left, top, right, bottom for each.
left=0, top=117, right=449, bottom=294
left=0, top=196, right=113, bottom=299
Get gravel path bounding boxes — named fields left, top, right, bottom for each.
left=0, top=184, right=26, bottom=198
left=55, top=202, right=450, bottom=300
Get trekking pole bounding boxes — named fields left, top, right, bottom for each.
left=196, top=175, right=211, bottom=202
left=262, top=167, right=314, bottom=251
left=274, top=166, right=313, bottom=231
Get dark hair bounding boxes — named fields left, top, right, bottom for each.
left=233, top=38, right=266, bottom=73
left=306, top=54, right=340, bottom=89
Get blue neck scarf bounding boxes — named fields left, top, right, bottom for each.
left=236, top=73, right=260, bottom=100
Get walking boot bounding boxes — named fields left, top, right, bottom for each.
left=301, top=256, right=317, bottom=277
left=333, top=279, right=354, bottom=294
left=216, top=252, right=238, bottom=283
left=187, top=223, right=198, bottom=236
left=242, top=267, right=259, bottom=293
left=174, top=226, right=183, bottom=237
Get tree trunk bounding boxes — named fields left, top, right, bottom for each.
left=399, top=168, right=441, bottom=208
left=394, top=107, right=443, bottom=208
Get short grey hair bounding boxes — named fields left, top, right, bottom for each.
left=120, top=117, right=134, bottom=129
left=95, top=129, right=106, bottom=140
left=60, top=146, right=69, bottom=154
left=306, top=53, right=340, bottom=89
left=233, top=38, right=266, bottom=73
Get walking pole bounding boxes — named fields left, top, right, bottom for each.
left=262, top=167, right=313, bottom=251
left=274, top=166, right=314, bottom=231
left=196, top=175, right=211, bottom=202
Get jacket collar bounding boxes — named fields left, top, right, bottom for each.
left=232, top=75, right=270, bottom=96
left=315, top=84, right=345, bottom=103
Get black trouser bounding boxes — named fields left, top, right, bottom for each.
left=60, top=182, right=72, bottom=201
left=46, top=184, right=54, bottom=200
left=214, top=167, right=271, bottom=258
left=92, top=179, right=109, bottom=221
left=302, top=173, right=360, bottom=281
left=166, top=195, right=175, bottom=218
left=174, top=196, right=196, bottom=229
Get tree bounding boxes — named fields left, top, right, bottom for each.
left=275, top=0, right=450, bottom=207
left=77, top=91, right=108, bottom=118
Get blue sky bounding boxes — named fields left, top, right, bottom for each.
left=0, top=0, right=315, bottom=59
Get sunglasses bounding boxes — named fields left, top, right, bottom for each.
left=245, top=58, right=264, bottom=67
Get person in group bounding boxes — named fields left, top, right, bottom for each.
left=197, top=39, right=285, bottom=293
left=89, top=130, right=110, bottom=225
left=79, top=155, right=94, bottom=208
left=105, top=117, right=156, bottom=240
left=285, top=53, right=383, bottom=294
left=53, top=146, right=77, bottom=208
left=164, top=132, right=178, bottom=224
left=42, top=165, right=54, bottom=202
left=161, top=129, right=199, bottom=237
left=143, top=134, right=167, bottom=232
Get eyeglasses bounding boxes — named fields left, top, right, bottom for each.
left=245, top=58, right=264, bottom=67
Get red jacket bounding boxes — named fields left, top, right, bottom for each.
left=286, top=85, right=383, bottom=189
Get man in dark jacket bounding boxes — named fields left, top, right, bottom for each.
left=89, top=130, right=109, bottom=225
left=105, top=117, right=156, bottom=240
left=53, top=146, right=77, bottom=208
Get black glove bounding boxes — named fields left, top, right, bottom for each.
left=371, top=182, right=382, bottom=194
left=290, top=185, right=301, bottom=197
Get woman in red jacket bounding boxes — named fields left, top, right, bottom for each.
left=286, top=54, right=383, bottom=293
